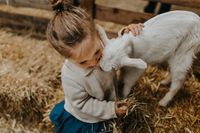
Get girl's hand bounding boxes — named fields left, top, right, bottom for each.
left=115, top=101, right=128, bottom=117
left=124, top=23, right=144, bottom=36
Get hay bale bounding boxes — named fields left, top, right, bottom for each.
left=0, top=113, right=42, bottom=133
left=0, top=28, right=64, bottom=131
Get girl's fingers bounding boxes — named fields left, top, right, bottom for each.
left=124, top=28, right=129, bottom=33
left=129, top=26, right=137, bottom=36
left=129, top=24, right=137, bottom=36
left=135, top=27, right=140, bottom=36
left=123, top=23, right=144, bottom=36
left=139, top=23, right=144, bottom=27
left=131, top=24, right=144, bottom=36
left=116, top=101, right=125, bottom=106
left=137, top=25, right=143, bottom=35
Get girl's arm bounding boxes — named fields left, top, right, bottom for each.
left=62, top=78, right=118, bottom=120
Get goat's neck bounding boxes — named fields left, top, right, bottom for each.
left=123, top=33, right=138, bottom=57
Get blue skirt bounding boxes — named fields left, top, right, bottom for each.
left=50, top=101, right=112, bottom=133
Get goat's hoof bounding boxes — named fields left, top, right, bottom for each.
left=158, top=99, right=168, bottom=107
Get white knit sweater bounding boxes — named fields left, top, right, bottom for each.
left=61, top=60, right=117, bottom=123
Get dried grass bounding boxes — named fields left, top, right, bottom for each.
left=0, top=114, right=40, bottom=133
left=0, top=28, right=64, bottom=132
left=111, top=65, right=200, bottom=133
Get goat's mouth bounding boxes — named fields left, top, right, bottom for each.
left=99, top=64, right=112, bottom=72
left=100, top=66, right=112, bottom=72
left=99, top=60, right=113, bottom=72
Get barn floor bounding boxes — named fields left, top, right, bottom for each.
left=0, top=0, right=200, bottom=133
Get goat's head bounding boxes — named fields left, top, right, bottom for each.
left=97, top=25, right=147, bottom=72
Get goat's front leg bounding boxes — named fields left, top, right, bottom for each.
left=158, top=78, right=184, bottom=106
left=120, top=67, right=145, bottom=98
left=159, top=54, right=193, bottom=106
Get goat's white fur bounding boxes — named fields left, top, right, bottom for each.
left=98, top=11, right=200, bottom=107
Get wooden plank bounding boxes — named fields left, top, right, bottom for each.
left=0, top=8, right=117, bottom=40
left=95, top=5, right=154, bottom=25
left=0, top=0, right=51, bottom=10
left=0, top=9, right=49, bottom=38
left=1, top=0, right=200, bottom=11
left=143, top=0, right=200, bottom=8
left=0, top=10, right=49, bottom=31
left=80, top=0, right=95, bottom=18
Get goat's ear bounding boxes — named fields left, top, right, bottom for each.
left=122, top=33, right=132, bottom=45
left=96, top=24, right=110, bottom=45
left=122, top=57, right=147, bottom=69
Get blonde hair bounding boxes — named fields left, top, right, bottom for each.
left=46, top=0, right=95, bottom=58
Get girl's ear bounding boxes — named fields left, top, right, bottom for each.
left=96, top=24, right=110, bottom=45
left=122, top=57, right=147, bottom=69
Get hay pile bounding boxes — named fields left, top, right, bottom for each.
left=111, top=65, right=200, bottom=133
left=0, top=115, right=40, bottom=133
left=0, top=28, right=64, bottom=132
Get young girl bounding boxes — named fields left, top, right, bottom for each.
left=46, top=0, right=144, bottom=132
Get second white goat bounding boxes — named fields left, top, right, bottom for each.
left=98, top=11, right=200, bottom=107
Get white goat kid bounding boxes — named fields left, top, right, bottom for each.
left=98, top=11, right=200, bottom=107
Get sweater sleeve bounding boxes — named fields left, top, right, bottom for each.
left=62, top=77, right=117, bottom=120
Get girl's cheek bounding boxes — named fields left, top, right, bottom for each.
left=80, top=64, right=89, bottom=68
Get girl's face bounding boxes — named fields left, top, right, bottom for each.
left=71, top=34, right=104, bottom=69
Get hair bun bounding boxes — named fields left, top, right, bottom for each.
left=49, top=0, right=71, bottom=12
